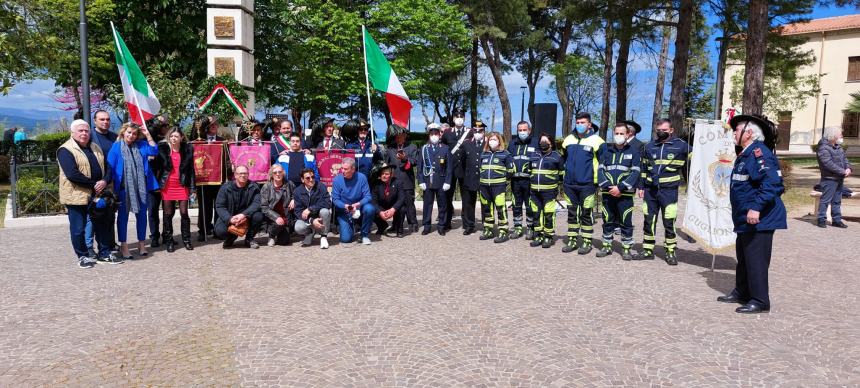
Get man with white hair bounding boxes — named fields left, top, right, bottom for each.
left=57, top=119, right=121, bottom=268
left=720, top=115, right=786, bottom=314
left=331, top=157, right=376, bottom=244
left=816, top=126, right=851, bottom=228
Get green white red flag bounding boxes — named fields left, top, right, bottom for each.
left=363, top=27, right=411, bottom=127
left=111, top=22, right=160, bottom=126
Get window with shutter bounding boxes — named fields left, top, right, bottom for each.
left=841, top=111, right=859, bottom=137
left=848, top=57, right=860, bottom=81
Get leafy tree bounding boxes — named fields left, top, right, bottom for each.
left=0, top=1, right=57, bottom=94
left=548, top=56, right=603, bottom=130
left=728, top=70, right=819, bottom=116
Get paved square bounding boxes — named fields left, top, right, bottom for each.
left=0, top=202, right=858, bottom=386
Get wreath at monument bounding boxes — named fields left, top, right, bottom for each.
left=195, top=75, right=250, bottom=125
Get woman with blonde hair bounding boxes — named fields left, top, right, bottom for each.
left=260, top=163, right=295, bottom=246
left=478, top=131, right=514, bottom=243
left=107, top=122, right=159, bottom=258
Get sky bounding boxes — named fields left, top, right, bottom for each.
left=2, top=3, right=858, bottom=140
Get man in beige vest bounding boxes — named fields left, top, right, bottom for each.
left=58, top=119, right=122, bottom=268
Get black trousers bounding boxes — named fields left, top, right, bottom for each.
left=266, top=221, right=292, bottom=245
left=401, top=188, right=418, bottom=227
left=215, top=212, right=265, bottom=244
left=148, top=191, right=162, bottom=240
left=422, top=188, right=448, bottom=228
left=511, top=178, right=533, bottom=228
left=374, top=206, right=405, bottom=234
left=461, top=187, right=477, bottom=230
left=443, top=177, right=465, bottom=228
left=734, top=231, right=774, bottom=308
left=197, top=185, right=219, bottom=235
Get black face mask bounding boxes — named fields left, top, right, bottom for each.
left=540, top=142, right=551, bottom=152
left=656, top=131, right=670, bottom=141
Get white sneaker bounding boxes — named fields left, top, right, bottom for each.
left=320, top=237, right=329, bottom=249
left=267, top=238, right=276, bottom=247
left=362, top=237, right=371, bottom=245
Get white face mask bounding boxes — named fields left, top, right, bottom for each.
left=454, top=118, right=465, bottom=127
left=429, top=135, right=440, bottom=144
left=488, top=139, right=499, bottom=149
left=837, top=137, right=845, bottom=145
left=473, top=132, right=484, bottom=141
left=613, top=134, right=627, bottom=145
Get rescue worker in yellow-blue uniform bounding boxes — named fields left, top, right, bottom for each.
left=596, top=121, right=641, bottom=260
left=560, top=112, right=604, bottom=254
left=478, top=131, right=514, bottom=243
left=529, top=134, right=564, bottom=249
left=508, top=121, right=540, bottom=240
left=638, top=118, right=690, bottom=265
left=717, top=115, right=786, bottom=314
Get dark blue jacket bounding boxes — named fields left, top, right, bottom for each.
left=347, top=139, right=382, bottom=177
left=293, top=182, right=332, bottom=220
left=816, top=139, right=851, bottom=181
left=417, top=143, right=454, bottom=190
left=91, top=130, right=117, bottom=159
left=730, top=141, right=787, bottom=232
left=561, top=131, right=605, bottom=186
left=641, top=136, right=690, bottom=188
left=598, top=142, right=641, bottom=192
left=529, top=150, right=564, bottom=191
left=508, top=134, right=540, bottom=178
left=480, top=150, right=513, bottom=187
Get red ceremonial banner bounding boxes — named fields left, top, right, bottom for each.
left=191, top=142, right=224, bottom=185
left=315, top=149, right=358, bottom=188
left=229, top=143, right=272, bottom=182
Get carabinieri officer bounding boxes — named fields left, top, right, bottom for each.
left=718, top=114, right=786, bottom=314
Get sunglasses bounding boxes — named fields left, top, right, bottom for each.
left=302, top=176, right=313, bottom=180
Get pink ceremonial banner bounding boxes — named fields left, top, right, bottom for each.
left=229, top=143, right=272, bottom=182
left=315, top=149, right=358, bottom=188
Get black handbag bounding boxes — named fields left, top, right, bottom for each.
left=88, top=190, right=119, bottom=220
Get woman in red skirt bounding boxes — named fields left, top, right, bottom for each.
left=156, top=128, right=196, bottom=252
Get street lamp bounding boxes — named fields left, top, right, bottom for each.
left=520, top=86, right=527, bottom=122
left=822, top=93, right=829, bottom=142
left=80, top=0, right=91, bottom=126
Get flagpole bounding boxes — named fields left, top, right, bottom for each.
left=111, top=21, right=148, bottom=130
left=361, top=25, right=375, bottom=144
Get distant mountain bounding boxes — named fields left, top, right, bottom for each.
left=0, top=108, right=71, bottom=134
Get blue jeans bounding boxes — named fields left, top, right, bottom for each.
left=116, top=190, right=148, bottom=242
left=67, top=205, right=114, bottom=258
left=818, top=179, right=843, bottom=223
left=335, top=203, right=376, bottom=242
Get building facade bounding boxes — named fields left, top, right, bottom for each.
left=721, top=14, right=860, bottom=152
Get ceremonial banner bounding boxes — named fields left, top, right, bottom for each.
left=191, top=142, right=224, bottom=185
left=229, top=143, right=272, bottom=182
left=682, top=119, right=736, bottom=253
left=315, top=149, right=357, bottom=188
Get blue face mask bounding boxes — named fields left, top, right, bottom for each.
left=518, top=131, right=529, bottom=141
left=575, top=124, right=587, bottom=134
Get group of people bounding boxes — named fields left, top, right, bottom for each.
left=58, top=109, right=786, bottom=314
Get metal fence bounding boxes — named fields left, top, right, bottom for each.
left=6, top=140, right=65, bottom=218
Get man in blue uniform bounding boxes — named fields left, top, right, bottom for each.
left=718, top=115, right=786, bottom=314
left=560, top=112, right=604, bottom=254
left=417, top=124, right=454, bottom=235
left=638, top=118, right=690, bottom=265
left=509, top=120, right=540, bottom=239
left=597, top=121, right=641, bottom=260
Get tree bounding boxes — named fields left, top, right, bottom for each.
left=548, top=56, right=603, bottom=131
left=0, top=1, right=57, bottom=94
left=683, top=4, right=715, bottom=119
left=667, top=0, right=694, bottom=131
left=728, top=71, right=819, bottom=116
left=652, top=10, right=671, bottom=129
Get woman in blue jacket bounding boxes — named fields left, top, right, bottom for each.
left=108, top=122, right=159, bottom=259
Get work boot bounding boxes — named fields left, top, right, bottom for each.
left=621, top=248, right=634, bottom=261
left=530, top=233, right=544, bottom=247
left=577, top=242, right=593, bottom=255
left=541, top=234, right=554, bottom=248
left=494, top=229, right=509, bottom=243
left=665, top=250, right=678, bottom=266
left=637, top=249, right=655, bottom=260
left=479, top=227, right=495, bottom=240
left=561, top=237, right=578, bottom=253
left=524, top=228, right=534, bottom=240
left=510, top=226, right=523, bottom=239
left=595, top=244, right=612, bottom=257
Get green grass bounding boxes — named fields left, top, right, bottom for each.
left=0, top=183, right=9, bottom=228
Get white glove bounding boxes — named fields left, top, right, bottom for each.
left=443, top=183, right=451, bottom=191
left=419, top=183, right=427, bottom=191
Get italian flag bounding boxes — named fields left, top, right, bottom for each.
left=111, top=22, right=160, bottom=126
left=363, top=27, right=412, bottom=128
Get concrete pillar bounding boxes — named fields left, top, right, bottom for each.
left=206, top=0, right=255, bottom=116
